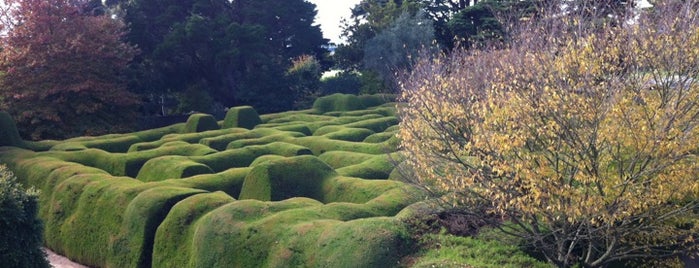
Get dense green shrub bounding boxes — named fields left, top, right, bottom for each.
left=183, top=113, right=220, bottom=133
left=221, top=106, right=261, bottom=129
left=0, top=165, right=49, bottom=268
left=286, top=55, right=323, bottom=110
left=175, top=83, right=215, bottom=114
left=0, top=111, right=24, bottom=147
left=312, top=93, right=365, bottom=113
left=320, top=71, right=361, bottom=95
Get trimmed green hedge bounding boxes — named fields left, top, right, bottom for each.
left=221, top=106, right=261, bottom=129
left=0, top=94, right=429, bottom=267
left=184, top=113, right=220, bottom=133
left=0, top=111, right=25, bottom=148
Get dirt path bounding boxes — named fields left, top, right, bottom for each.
left=45, top=248, right=89, bottom=268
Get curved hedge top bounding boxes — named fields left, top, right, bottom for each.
left=0, top=94, right=425, bottom=268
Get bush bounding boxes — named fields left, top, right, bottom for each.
left=183, top=113, right=220, bottom=133
left=286, top=55, right=322, bottom=110
left=175, top=83, right=215, bottom=114
left=399, top=1, right=699, bottom=266
left=0, top=111, right=24, bottom=147
left=320, top=71, right=361, bottom=95
left=0, top=165, right=49, bottom=268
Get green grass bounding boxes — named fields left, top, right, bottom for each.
left=410, top=233, right=551, bottom=268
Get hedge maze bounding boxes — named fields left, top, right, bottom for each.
left=0, top=94, right=428, bottom=268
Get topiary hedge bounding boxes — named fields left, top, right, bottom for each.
left=0, top=94, right=428, bottom=267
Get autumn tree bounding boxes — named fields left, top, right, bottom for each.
left=399, top=1, right=699, bottom=266
left=0, top=0, right=139, bottom=140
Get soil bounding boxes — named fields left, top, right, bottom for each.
left=45, top=248, right=89, bottom=268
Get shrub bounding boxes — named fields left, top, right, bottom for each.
left=286, top=55, right=323, bottom=110
left=320, top=70, right=361, bottom=95
left=399, top=1, right=699, bottom=266
left=0, top=111, right=24, bottom=147
left=183, top=113, right=219, bottom=133
left=0, top=165, right=49, bottom=268
left=175, top=83, right=215, bottom=114
left=221, top=106, right=261, bottom=130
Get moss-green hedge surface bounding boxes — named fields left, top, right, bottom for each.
left=0, top=94, right=429, bottom=267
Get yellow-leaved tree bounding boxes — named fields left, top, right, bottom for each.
left=399, top=1, right=699, bottom=266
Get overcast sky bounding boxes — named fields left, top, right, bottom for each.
left=308, top=0, right=361, bottom=44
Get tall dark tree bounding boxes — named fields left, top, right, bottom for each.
left=123, top=0, right=327, bottom=114
left=363, top=11, right=435, bottom=91
left=335, top=0, right=421, bottom=70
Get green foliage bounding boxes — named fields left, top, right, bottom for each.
left=152, top=191, right=235, bottom=267
left=287, top=55, right=323, bottom=110
left=411, top=233, right=551, bottom=268
left=0, top=94, right=438, bottom=267
left=110, top=186, right=206, bottom=268
left=200, top=128, right=273, bottom=151
left=345, top=116, right=399, bottom=132
left=175, top=83, right=215, bottom=114
left=447, top=1, right=505, bottom=49
left=183, top=113, right=220, bottom=133
left=336, top=153, right=401, bottom=180
left=321, top=127, right=375, bottom=142
left=358, top=69, right=388, bottom=94
left=313, top=95, right=359, bottom=114
left=52, top=135, right=143, bottom=153
left=0, top=165, right=49, bottom=268
left=290, top=136, right=399, bottom=155
left=221, top=106, right=262, bottom=130
left=363, top=10, right=435, bottom=91
left=423, top=0, right=537, bottom=49
left=129, top=128, right=244, bottom=152
left=226, top=133, right=303, bottom=149
left=335, top=0, right=422, bottom=70
left=0, top=111, right=24, bottom=147
left=239, top=155, right=336, bottom=201
left=312, top=93, right=366, bottom=113
left=136, top=156, right=214, bottom=182
left=124, top=0, right=327, bottom=113
left=318, top=151, right=377, bottom=169
left=320, top=71, right=362, bottom=95
left=364, top=131, right=397, bottom=143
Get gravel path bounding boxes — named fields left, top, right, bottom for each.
left=45, top=248, right=89, bottom=268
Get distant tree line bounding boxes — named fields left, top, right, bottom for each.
left=0, top=0, right=635, bottom=139
left=0, top=0, right=327, bottom=139
left=335, top=0, right=634, bottom=92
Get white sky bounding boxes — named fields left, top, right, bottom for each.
left=308, top=0, right=362, bottom=44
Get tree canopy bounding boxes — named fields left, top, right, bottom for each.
left=0, top=0, right=139, bottom=140
left=123, top=0, right=327, bottom=114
